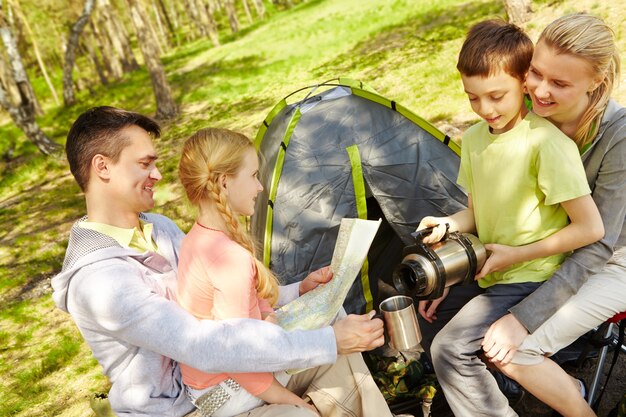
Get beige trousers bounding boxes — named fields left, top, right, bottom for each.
left=186, top=353, right=392, bottom=417
left=513, top=249, right=626, bottom=365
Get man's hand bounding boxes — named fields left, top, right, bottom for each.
left=299, top=266, right=333, bottom=295
left=482, top=313, right=529, bottom=365
left=332, top=311, right=384, bottom=354
left=417, top=286, right=449, bottom=323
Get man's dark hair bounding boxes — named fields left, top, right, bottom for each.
left=457, top=19, right=533, bottom=81
left=66, top=106, right=161, bottom=191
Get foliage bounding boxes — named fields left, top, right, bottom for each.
left=1, top=0, right=625, bottom=416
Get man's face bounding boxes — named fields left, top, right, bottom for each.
left=106, top=125, right=162, bottom=214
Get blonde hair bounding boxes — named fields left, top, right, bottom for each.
left=539, top=13, right=621, bottom=148
left=179, top=128, right=279, bottom=306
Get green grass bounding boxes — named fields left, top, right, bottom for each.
left=1, top=0, right=625, bottom=415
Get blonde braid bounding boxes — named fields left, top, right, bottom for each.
left=200, top=137, right=279, bottom=306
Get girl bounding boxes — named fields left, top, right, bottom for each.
left=176, top=128, right=394, bottom=417
left=177, top=128, right=319, bottom=416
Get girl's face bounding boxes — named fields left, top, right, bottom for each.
left=526, top=41, right=601, bottom=124
left=224, top=147, right=263, bottom=217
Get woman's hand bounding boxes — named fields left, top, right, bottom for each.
left=417, top=287, right=449, bottom=323
left=299, top=266, right=333, bottom=295
left=475, top=243, right=523, bottom=280
left=482, top=313, right=529, bottom=365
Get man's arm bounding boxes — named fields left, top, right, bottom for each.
left=72, top=265, right=338, bottom=374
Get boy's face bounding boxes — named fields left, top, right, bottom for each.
left=461, top=69, right=526, bottom=134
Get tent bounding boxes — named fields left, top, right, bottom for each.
left=251, top=78, right=468, bottom=314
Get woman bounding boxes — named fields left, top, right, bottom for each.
left=482, top=13, right=626, bottom=417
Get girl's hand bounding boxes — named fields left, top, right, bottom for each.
left=475, top=243, right=522, bottom=280
left=262, top=311, right=277, bottom=324
left=482, top=313, right=529, bottom=365
left=300, top=266, right=333, bottom=295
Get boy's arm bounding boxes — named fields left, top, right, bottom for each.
left=417, top=194, right=476, bottom=244
left=475, top=194, right=604, bottom=279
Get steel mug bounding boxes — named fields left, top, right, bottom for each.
left=379, top=295, right=421, bottom=351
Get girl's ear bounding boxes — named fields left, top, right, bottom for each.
left=219, top=173, right=228, bottom=191
left=92, top=154, right=111, bottom=180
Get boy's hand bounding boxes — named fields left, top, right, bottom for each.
left=417, top=216, right=449, bottom=244
left=475, top=243, right=522, bottom=280
left=417, top=287, right=449, bottom=323
left=300, top=266, right=333, bottom=295
left=482, top=313, right=529, bottom=365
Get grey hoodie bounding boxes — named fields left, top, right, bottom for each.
left=510, top=100, right=626, bottom=332
left=52, top=213, right=337, bottom=416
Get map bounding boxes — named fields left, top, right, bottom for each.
left=275, top=218, right=382, bottom=331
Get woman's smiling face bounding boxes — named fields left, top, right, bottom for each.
left=526, top=41, right=601, bottom=124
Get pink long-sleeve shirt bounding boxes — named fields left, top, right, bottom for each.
left=176, top=223, right=274, bottom=394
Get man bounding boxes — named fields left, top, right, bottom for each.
left=52, top=106, right=391, bottom=417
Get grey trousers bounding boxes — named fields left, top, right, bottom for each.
left=428, top=282, right=540, bottom=417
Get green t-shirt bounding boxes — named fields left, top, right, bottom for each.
left=458, top=111, right=590, bottom=287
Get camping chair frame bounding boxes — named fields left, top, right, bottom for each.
left=585, top=311, right=626, bottom=410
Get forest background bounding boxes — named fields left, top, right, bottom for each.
left=1, top=0, right=625, bottom=416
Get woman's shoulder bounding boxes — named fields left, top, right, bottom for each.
left=601, top=100, right=626, bottom=129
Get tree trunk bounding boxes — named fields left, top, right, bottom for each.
left=84, top=32, right=108, bottom=85
left=0, top=44, right=19, bottom=104
left=0, top=0, right=42, bottom=115
left=503, top=0, right=532, bottom=26
left=95, top=0, right=128, bottom=76
left=144, top=4, right=165, bottom=55
left=184, top=0, right=205, bottom=39
left=89, top=18, right=121, bottom=79
left=151, top=1, right=170, bottom=49
left=224, top=0, right=239, bottom=33
left=155, top=0, right=178, bottom=45
left=111, top=9, right=139, bottom=72
left=0, top=64, right=60, bottom=155
left=62, top=0, right=95, bottom=106
left=12, top=0, right=59, bottom=105
left=126, top=0, right=178, bottom=119
left=241, top=0, right=253, bottom=25
left=199, top=0, right=220, bottom=46
left=251, top=0, right=265, bottom=19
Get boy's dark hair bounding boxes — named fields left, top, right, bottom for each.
left=457, top=19, right=533, bottom=81
left=66, top=106, right=161, bottom=192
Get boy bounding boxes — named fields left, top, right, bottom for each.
left=415, top=20, right=604, bottom=416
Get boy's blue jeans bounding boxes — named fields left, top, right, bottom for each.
left=419, top=282, right=540, bottom=417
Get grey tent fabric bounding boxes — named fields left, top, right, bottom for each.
left=252, top=81, right=467, bottom=314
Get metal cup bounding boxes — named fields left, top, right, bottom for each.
left=379, top=295, right=421, bottom=351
